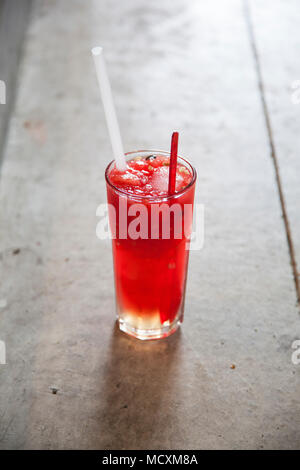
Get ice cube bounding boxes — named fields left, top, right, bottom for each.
left=150, top=166, right=186, bottom=193
left=111, top=169, right=141, bottom=187
left=150, top=166, right=170, bottom=193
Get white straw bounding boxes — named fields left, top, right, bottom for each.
left=91, top=46, right=126, bottom=170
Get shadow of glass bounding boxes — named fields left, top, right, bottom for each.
left=95, top=323, right=183, bottom=450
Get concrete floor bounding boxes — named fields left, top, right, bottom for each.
left=0, top=0, right=32, bottom=165
left=0, top=0, right=300, bottom=450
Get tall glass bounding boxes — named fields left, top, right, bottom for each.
left=105, top=150, right=197, bottom=340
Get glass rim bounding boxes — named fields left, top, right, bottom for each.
left=105, top=149, right=197, bottom=202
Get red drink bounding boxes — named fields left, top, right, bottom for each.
left=105, top=150, right=196, bottom=340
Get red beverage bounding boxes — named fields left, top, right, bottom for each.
left=105, top=150, right=196, bottom=340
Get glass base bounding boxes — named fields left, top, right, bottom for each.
left=118, top=316, right=182, bottom=340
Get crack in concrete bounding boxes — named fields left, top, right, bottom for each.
left=243, top=0, right=300, bottom=307
left=0, top=416, right=14, bottom=444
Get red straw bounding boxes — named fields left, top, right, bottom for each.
left=168, top=132, right=179, bottom=195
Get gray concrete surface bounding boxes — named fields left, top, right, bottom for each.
left=249, top=0, right=300, bottom=299
left=0, top=0, right=32, bottom=165
left=0, top=0, right=299, bottom=450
